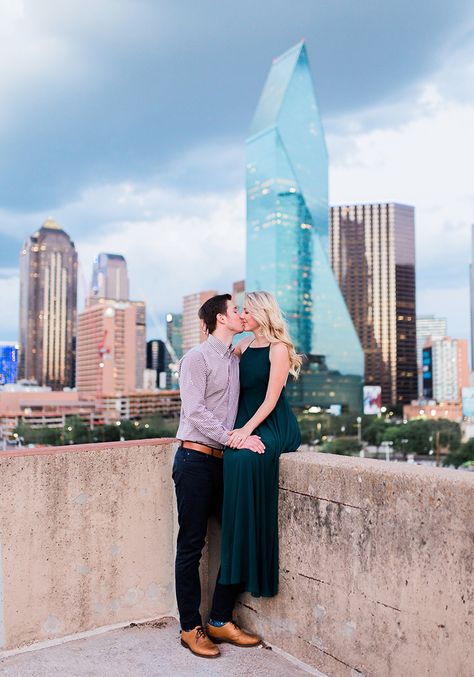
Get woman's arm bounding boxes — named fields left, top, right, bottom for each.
left=227, top=342, right=289, bottom=449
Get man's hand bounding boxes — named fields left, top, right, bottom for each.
left=243, top=434, right=265, bottom=454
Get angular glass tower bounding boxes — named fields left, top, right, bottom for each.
left=246, top=42, right=363, bottom=411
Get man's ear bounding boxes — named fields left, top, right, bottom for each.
left=215, top=312, right=225, bottom=325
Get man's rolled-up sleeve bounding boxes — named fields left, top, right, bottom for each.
left=179, top=352, right=229, bottom=445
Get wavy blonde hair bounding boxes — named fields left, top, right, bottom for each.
left=245, top=291, right=303, bottom=379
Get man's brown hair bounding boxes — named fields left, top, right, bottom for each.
left=198, top=294, right=232, bottom=334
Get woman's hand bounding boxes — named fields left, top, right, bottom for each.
left=228, top=426, right=253, bottom=449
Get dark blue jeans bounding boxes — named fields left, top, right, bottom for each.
left=172, top=445, right=242, bottom=631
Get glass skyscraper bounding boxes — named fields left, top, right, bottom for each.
left=246, top=42, right=363, bottom=411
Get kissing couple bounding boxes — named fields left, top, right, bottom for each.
left=173, top=291, right=302, bottom=658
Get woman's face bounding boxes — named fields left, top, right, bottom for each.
left=241, top=306, right=260, bottom=333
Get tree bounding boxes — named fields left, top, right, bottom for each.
left=443, top=438, right=474, bottom=468
left=320, top=437, right=361, bottom=456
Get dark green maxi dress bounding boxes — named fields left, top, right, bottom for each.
left=219, top=345, right=301, bottom=597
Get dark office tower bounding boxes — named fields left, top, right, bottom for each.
left=330, top=203, right=417, bottom=405
left=91, top=253, right=129, bottom=302
left=246, top=41, right=363, bottom=412
left=147, top=339, right=166, bottom=387
left=18, top=218, right=78, bottom=389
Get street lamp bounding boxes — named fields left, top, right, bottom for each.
left=356, top=416, right=362, bottom=445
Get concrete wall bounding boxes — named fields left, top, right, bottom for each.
left=0, top=439, right=179, bottom=651
left=227, top=452, right=474, bottom=677
left=1, top=442, right=473, bottom=677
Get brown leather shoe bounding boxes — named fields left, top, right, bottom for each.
left=206, top=621, right=261, bottom=647
left=180, top=626, right=220, bottom=658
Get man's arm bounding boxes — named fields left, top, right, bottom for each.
left=179, top=351, right=230, bottom=445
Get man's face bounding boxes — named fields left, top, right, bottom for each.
left=221, top=300, right=244, bottom=334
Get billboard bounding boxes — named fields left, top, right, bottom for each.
left=462, top=387, right=474, bottom=418
left=363, top=385, right=382, bottom=415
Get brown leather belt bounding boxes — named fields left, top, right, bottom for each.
left=180, top=441, right=224, bottom=459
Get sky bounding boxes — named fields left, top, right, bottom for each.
left=0, top=0, right=473, bottom=342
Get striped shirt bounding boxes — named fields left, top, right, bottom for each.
left=176, top=334, right=240, bottom=449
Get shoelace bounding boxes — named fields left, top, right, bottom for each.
left=196, top=626, right=207, bottom=641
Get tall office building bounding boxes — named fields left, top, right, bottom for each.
left=18, top=219, right=78, bottom=389
left=423, top=337, right=469, bottom=402
left=166, top=313, right=183, bottom=361
left=330, top=203, right=417, bottom=405
left=417, top=315, right=448, bottom=397
left=182, top=291, right=217, bottom=355
left=232, top=280, right=245, bottom=310
left=146, top=339, right=166, bottom=388
left=0, top=343, right=19, bottom=385
left=90, top=253, right=129, bottom=302
left=246, top=41, right=363, bottom=412
left=76, top=299, right=146, bottom=393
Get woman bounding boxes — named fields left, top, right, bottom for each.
left=219, top=291, right=302, bottom=598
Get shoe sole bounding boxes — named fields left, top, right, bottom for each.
left=209, top=637, right=262, bottom=648
left=180, top=638, right=220, bottom=658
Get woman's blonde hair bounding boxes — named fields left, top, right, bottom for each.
left=245, top=291, right=303, bottom=379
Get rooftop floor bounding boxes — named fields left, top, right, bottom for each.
left=0, top=617, right=322, bottom=677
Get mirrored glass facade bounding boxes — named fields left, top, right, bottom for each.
left=330, top=203, right=417, bottom=405
left=246, top=42, right=363, bottom=411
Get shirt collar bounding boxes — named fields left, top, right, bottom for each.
left=207, top=333, right=233, bottom=357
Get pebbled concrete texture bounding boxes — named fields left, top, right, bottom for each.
left=227, top=452, right=474, bottom=677
left=0, top=618, right=317, bottom=677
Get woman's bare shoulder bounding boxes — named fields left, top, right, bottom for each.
left=234, top=336, right=254, bottom=357
left=269, top=341, right=289, bottom=360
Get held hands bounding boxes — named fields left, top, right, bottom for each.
left=227, top=427, right=265, bottom=454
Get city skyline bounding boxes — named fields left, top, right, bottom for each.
left=0, top=2, right=473, bottom=342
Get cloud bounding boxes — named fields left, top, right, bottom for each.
left=0, top=0, right=472, bottom=210
left=328, top=84, right=474, bottom=339
left=74, top=183, right=246, bottom=338
left=0, top=269, right=19, bottom=339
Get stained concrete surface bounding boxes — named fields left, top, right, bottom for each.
left=0, top=618, right=319, bottom=676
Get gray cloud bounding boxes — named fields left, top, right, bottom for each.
left=0, top=0, right=472, bottom=212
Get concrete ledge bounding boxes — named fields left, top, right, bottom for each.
left=231, top=452, right=474, bottom=677
left=0, top=439, right=179, bottom=651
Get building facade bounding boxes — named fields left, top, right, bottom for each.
left=0, top=343, right=19, bottom=385
left=425, top=337, right=469, bottom=402
left=146, top=339, right=167, bottom=388
left=18, top=219, right=78, bottom=389
left=246, top=41, right=363, bottom=412
left=232, top=280, right=245, bottom=311
left=417, top=315, right=448, bottom=397
left=90, top=253, right=129, bottom=302
left=76, top=298, right=146, bottom=394
left=330, top=203, right=417, bottom=406
left=182, top=291, right=217, bottom=355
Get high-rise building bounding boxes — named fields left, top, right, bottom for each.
left=246, top=41, right=363, bottom=412
left=423, top=337, right=469, bottom=402
left=417, top=315, right=448, bottom=397
left=146, top=339, right=167, bottom=388
left=232, top=280, right=245, bottom=311
left=18, top=218, right=78, bottom=389
left=0, top=343, right=19, bottom=385
left=182, top=291, right=217, bottom=355
left=76, top=298, right=146, bottom=394
left=166, top=313, right=183, bottom=361
left=90, top=253, right=129, bottom=302
left=330, top=203, right=417, bottom=405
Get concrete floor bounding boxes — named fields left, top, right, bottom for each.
left=0, top=617, right=320, bottom=677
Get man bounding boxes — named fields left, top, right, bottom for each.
left=173, top=293, right=264, bottom=658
